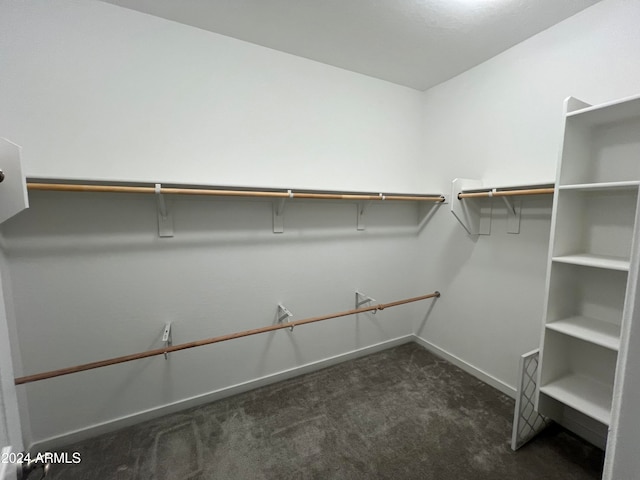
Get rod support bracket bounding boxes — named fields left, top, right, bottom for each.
left=502, top=196, right=521, bottom=234
left=277, top=303, right=294, bottom=331
left=162, top=322, right=172, bottom=359
left=355, top=291, right=377, bottom=313
left=450, top=179, right=491, bottom=236
left=357, top=200, right=375, bottom=231
left=273, top=190, right=292, bottom=233
left=155, top=183, right=174, bottom=238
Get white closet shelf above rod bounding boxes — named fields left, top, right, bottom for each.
left=458, top=186, right=555, bottom=199
left=26, top=181, right=445, bottom=203
left=27, top=180, right=446, bottom=234
left=451, top=179, right=555, bottom=236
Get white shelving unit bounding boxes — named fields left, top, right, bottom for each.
left=537, top=95, right=640, bottom=437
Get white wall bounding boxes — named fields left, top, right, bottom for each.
left=0, top=1, right=434, bottom=447
left=416, top=0, right=640, bottom=391
left=2, top=191, right=426, bottom=447
left=0, top=0, right=427, bottom=193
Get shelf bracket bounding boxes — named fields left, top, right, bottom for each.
left=273, top=190, right=291, bottom=234
left=501, top=195, right=521, bottom=234
left=357, top=197, right=378, bottom=231
left=155, top=183, right=174, bottom=238
left=162, top=322, right=172, bottom=360
left=418, top=197, right=445, bottom=232
left=451, top=179, right=491, bottom=236
left=355, top=291, right=377, bottom=313
left=277, top=303, right=294, bottom=331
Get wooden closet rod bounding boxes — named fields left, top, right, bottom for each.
left=14, top=291, right=440, bottom=385
left=27, top=183, right=445, bottom=203
left=458, top=187, right=555, bottom=199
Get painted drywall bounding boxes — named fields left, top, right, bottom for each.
left=0, top=1, right=438, bottom=446
left=0, top=0, right=427, bottom=194
left=417, top=0, right=640, bottom=390
left=2, top=191, right=430, bottom=446
left=415, top=0, right=640, bottom=445
left=415, top=197, right=553, bottom=394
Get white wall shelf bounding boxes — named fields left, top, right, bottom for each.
left=540, top=330, right=617, bottom=426
left=450, top=178, right=554, bottom=235
left=559, top=181, right=640, bottom=192
left=26, top=178, right=446, bottom=235
left=540, top=374, right=613, bottom=425
left=551, top=254, right=630, bottom=272
left=545, top=317, right=620, bottom=351
left=566, top=93, right=640, bottom=126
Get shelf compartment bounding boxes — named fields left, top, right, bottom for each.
left=552, top=188, right=637, bottom=264
left=559, top=114, right=640, bottom=185
left=539, top=331, right=617, bottom=425
left=545, top=263, right=626, bottom=328
left=546, top=316, right=620, bottom=351
left=540, top=374, right=613, bottom=425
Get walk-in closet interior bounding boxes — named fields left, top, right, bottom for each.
left=1, top=1, right=640, bottom=479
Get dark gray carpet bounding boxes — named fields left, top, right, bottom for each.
left=43, top=343, right=603, bottom=479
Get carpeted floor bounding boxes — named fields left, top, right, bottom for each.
left=43, top=343, right=604, bottom=479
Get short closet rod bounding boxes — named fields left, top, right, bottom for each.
left=27, top=183, right=445, bottom=202
left=458, top=187, right=555, bottom=199
left=14, top=291, right=441, bottom=385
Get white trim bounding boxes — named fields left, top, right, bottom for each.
left=29, top=335, right=414, bottom=452
left=412, top=335, right=516, bottom=398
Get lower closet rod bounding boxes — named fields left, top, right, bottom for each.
left=14, top=291, right=440, bottom=385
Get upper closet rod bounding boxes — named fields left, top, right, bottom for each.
left=458, top=187, right=555, bottom=199
left=14, top=291, right=441, bottom=386
left=27, top=182, right=445, bottom=203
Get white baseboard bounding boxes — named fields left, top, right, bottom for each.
left=412, top=335, right=516, bottom=398
left=30, top=335, right=414, bottom=452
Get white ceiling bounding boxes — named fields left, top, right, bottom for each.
left=100, top=0, right=601, bottom=91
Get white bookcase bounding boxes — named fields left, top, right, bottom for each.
left=537, top=95, right=640, bottom=436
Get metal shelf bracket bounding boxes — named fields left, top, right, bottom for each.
left=451, top=178, right=492, bottom=236
left=162, top=322, right=172, bottom=359
left=501, top=195, right=521, bottom=234
left=356, top=199, right=372, bottom=231
left=155, top=183, right=174, bottom=238
left=355, top=291, right=377, bottom=313
left=277, top=303, right=294, bottom=331
left=273, top=190, right=292, bottom=233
